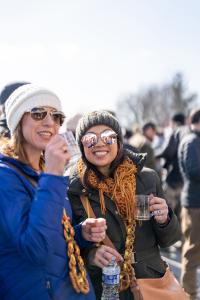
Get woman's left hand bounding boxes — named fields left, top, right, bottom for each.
left=149, top=194, right=169, bottom=224
left=82, top=218, right=107, bottom=242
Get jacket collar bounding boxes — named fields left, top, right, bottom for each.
left=0, top=154, right=40, bottom=179
left=124, top=148, right=146, bottom=172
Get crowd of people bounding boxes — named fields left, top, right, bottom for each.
left=0, top=81, right=199, bottom=299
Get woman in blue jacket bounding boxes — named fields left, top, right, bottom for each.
left=0, top=84, right=106, bottom=300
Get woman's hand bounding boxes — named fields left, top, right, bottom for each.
left=149, top=194, right=169, bottom=224
left=88, top=245, right=123, bottom=268
left=82, top=218, right=107, bottom=243
left=44, top=134, right=71, bottom=175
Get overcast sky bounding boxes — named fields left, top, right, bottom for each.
left=0, top=0, right=199, bottom=119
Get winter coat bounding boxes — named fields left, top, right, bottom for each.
left=178, top=130, right=200, bottom=208
left=156, top=126, right=189, bottom=188
left=68, top=152, right=181, bottom=300
left=0, top=154, right=95, bottom=300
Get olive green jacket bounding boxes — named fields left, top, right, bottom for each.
left=68, top=152, right=181, bottom=300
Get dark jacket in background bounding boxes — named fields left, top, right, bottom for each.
left=156, top=126, right=189, bottom=188
left=178, top=130, right=200, bottom=208
left=68, top=152, right=181, bottom=300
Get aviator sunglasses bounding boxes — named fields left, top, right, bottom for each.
left=26, top=107, right=66, bottom=126
left=81, top=129, right=118, bottom=148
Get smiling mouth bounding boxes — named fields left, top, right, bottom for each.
left=93, top=151, right=108, bottom=157
left=38, top=131, right=53, bottom=137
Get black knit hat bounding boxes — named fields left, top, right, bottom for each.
left=76, top=110, right=123, bottom=148
left=0, top=81, right=30, bottom=105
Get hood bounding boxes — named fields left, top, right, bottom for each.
left=124, top=148, right=146, bottom=172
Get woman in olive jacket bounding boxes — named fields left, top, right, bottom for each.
left=68, top=110, right=181, bottom=300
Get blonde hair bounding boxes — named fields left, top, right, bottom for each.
left=0, top=122, right=45, bottom=170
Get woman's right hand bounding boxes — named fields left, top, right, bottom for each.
left=88, top=245, right=123, bottom=268
left=44, top=134, right=71, bottom=175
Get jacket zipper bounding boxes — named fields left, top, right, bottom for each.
left=46, top=280, right=55, bottom=300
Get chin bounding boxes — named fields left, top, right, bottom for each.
left=95, top=162, right=110, bottom=168
left=35, top=142, right=47, bottom=151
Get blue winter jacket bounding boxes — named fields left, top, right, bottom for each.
left=0, top=154, right=95, bottom=300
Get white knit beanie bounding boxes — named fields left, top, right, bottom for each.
left=5, top=84, right=62, bottom=135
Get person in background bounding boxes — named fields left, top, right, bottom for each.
left=0, top=81, right=30, bottom=139
left=122, top=127, right=138, bottom=153
left=156, top=113, right=188, bottom=225
left=68, top=110, right=181, bottom=300
left=142, top=122, right=157, bottom=143
left=0, top=84, right=106, bottom=300
left=142, top=121, right=164, bottom=178
left=142, top=122, right=164, bottom=154
left=129, top=123, right=156, bottom=170
left=178, top=108, right=200, bottom=300
left=171, top=113, right=186, bottom=129
left=66, top=113, right=83, bottom=137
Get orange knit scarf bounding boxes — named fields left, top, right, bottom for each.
left=77, top=158, right=138, bottom=291
left=77, top=158, right=137, bottom=220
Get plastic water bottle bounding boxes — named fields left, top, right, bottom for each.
left=101, top=257, right=120, bottom=300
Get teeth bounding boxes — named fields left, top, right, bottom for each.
left=94, top=151, right=107, bottom=157
left=38, top=132, right=52, bottom=136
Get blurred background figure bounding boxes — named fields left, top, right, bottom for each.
left=0, top=81, right=30, bottom=139
left=129, top=123, right=156, bottom=170
left=142, top=121, right=164, bottom=177
left=123, top=127, right=138, bottom=153
left=65, top=113, right=83, bottom=137
left=178, top=108, right=200, bottom=300
left=142, top=122, right=157, bottom=144
left=171, top=113, right=186, bottom=129
left=142, top=122, right=164, bottom=153
left=156, top=113, right=188, bottom=220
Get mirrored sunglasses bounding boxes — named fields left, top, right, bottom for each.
left=26, top=107, right=66, bottom=126
left=81, top=130, right=118, bottom=148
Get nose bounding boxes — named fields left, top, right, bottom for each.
left=42, top=112, right=55, bottom=126
left=95, top=136, right=104, bottom=146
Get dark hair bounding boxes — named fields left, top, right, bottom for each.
left=190, top=108, right=200, bottom=124
left=142, top=122, right=156, bottom=133
left=124, top=128, right=133, bottom=140
left=172, top=113, right=185, bottom=125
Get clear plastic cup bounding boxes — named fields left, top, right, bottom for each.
left=135, top=195, right=150, bottom=220
left=61, top=130, right=81, bottom=168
